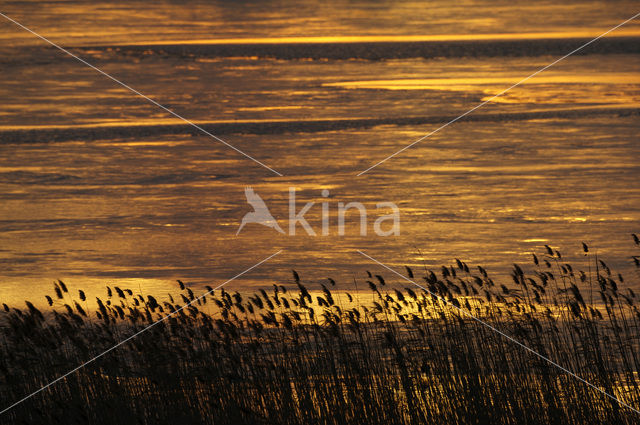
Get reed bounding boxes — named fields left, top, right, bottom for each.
left=1, top=239, right=640, bottom=424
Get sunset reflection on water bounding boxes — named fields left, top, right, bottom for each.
left=0, top=1, right=639, bottom=307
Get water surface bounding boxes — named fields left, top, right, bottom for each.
left=1, top=0, right=639, bottom=305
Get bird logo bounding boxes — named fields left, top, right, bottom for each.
left=236, top=187, right=285, bottom=235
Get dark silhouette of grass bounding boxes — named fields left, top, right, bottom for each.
left=2, top=239, right=640, bottom=424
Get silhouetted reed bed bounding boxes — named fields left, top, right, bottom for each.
left=2, top=240, right=640, bottom=424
